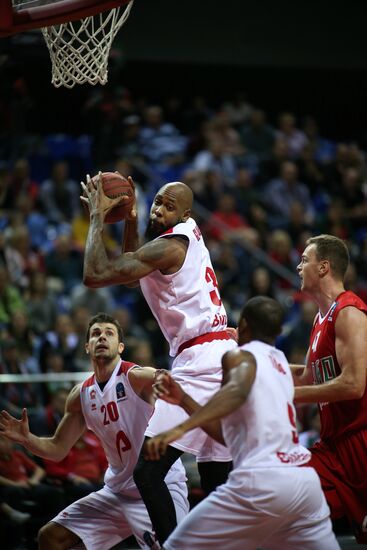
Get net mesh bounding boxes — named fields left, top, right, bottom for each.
left=41, top=1, right=134, bottom=88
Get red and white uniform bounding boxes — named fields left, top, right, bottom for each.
left=308, top=290, right=367, bottom=440
left=52, top=361, right=189, bottom=550
left=141, top=218, right=236, bottom=460
left=164, top=341, right=339, bottom=550
left=307, top=291, right=367, bottom=543
left=140, top=217, right=229, bottom=359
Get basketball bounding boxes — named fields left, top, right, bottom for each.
left=95, top=172, right=135, bottom=224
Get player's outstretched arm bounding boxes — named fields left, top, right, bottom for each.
left=145, top=350, right=257, bottom=459
left=295, top=306, right=367, bottom=403
left=0, top=385, right=86, bottom=461
left=152, top=371, right=225, bottom=444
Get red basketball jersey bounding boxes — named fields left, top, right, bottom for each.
left=308, top=290, right=367, bottom=440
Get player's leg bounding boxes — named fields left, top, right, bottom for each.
left=38, top=521, right=82, bottom=550
left=261, top=467, right=340, bottom=550
left=197, top=460, right=232, bottom=494
left=133, top=439, right=183, bottom=545
left=46, top=487, right=134, bottom=550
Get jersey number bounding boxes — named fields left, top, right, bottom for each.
left=205, top=266, right=222, bottom=306
left=101, top=401, right=119, bottom=425
left=287, top=402, right=299, bottom=444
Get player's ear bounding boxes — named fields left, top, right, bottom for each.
left=85, top=343, right=89, bottom=354
left=319, top=260, right=329, bottom=276
left=181, top=208, right=191, bottom=222
left=118, top=342, right=125, bottom=354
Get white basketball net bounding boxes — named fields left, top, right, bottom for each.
left=41, top=1, right=134, bottom=88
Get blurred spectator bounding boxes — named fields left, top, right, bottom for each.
left=316, top=198, right=350, bottom=241
left=222, top=91, right=254, bottom=127
left=276, top=112, right=308, bottom=159
left=30, top=388, right=69, bottom=437
left=301, top=116, right=336, bottom=165
left=246, top=266, right=276, bottom=300
left=334, top=166, right=367, bottom=232
left=344, top=261, right=367, bottom=303
left=9, top=158, right=39, bottom=203
left=0, top=435, right=64, bottom=535
left=240, top=109, right=275, bottom=162
left=70, top=305, right=92, bottom=371
left=42, top=431, right=107, bottom=503
left=129, top=339, right=155, bottom=366
left=138, top=105, right=187, bottom=166
left=39, top=313, right=78, bottom=373
left=296, top=143, right=325, bottom=195
left=69, top=283, right=115, bottom=316
left=24, top=272, right=58, bottom=336
left=0, top=265, right=25, bottom=327
left=12, top=191, right=50, bottom=253
left=280, top=299, right=318, bottom=358
left=257, top=137, right=290, bottom=184
left=0, top=337, right=42, bottom=416
left=191, top=135, right=237, bottom=187
left=39, top=161, right=80, bottom=224
left=45, top=233, right=83, bottom=294
left=267, top=229, right=298, bottom=295
left=204, top=193, right=250, bottom=241
left=207, top=109, right=244, bottom=158
left=3, top=224, right=44, bottom=289
left=114, top=114, right=142, bottom=162
left=264, top=161, right=315, bottom=228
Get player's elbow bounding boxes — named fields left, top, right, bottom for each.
left=344, top=379, right=365, bottom=400
left=83, top=274, right=102, bottom=288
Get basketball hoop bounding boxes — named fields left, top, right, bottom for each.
left=42, top=1, right=134, bottom=88
left=0, top=0, right=135, bottom=88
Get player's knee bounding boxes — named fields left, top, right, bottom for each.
left=38, top=522, right=58, bottom=549
left=38, top=521, right=75, bottom=550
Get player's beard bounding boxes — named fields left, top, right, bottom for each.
left=145, top=219, right=168, bottom=240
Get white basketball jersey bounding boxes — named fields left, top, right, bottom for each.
left=221, top=341, right=311, bottom=469
left=80, top=360, right=186, bottom=493
left=140, top=218, right=228, bottom=356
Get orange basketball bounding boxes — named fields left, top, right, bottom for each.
left=93, top=172, right=135, bottom=224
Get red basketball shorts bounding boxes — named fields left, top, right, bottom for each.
left=307, top=429, right=367, bottom=544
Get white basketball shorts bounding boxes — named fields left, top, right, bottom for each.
left=145, top=338, right=237, bottom=462
left=164, top=466, right=340, bottom=550
left=52, top=482, right=189, bottom=550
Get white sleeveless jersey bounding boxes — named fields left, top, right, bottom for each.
left=80, top=360, right=186, bottom=493
left=221, top=341, right=311, bottom=470
left=140, top=218, right=228, bottom=356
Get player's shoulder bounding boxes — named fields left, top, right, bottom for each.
left=66, top=383, right=83, bottom=412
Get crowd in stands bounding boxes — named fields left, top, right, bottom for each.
left=0, top=81, right=366, bottom=547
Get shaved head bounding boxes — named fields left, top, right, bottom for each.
left=158, top=182, right=193, bottom=211
left=146, top=181, right=193, bottom=239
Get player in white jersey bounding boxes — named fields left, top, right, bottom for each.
left=81, top=176, right=236, bottom=543
left=0, top=313, right=188, bottom=550
left=146, top=297, right=340, bottom=550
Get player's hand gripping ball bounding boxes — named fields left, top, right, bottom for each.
left=94, top=172, right=135, bottom=224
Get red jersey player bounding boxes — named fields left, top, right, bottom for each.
left=292, top=234, right=367, bottom=544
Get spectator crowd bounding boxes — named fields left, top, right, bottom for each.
left=0, top=80, right=366, bottom=548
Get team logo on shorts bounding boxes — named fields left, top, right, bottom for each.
left=116, top=382, right=127, bottom=401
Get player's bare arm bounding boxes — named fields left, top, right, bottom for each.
left=145, top=350, right=257, bottom=459
left=0, top=384, right=86, bottom=461
left=128, top=366, right=160, bottom=405
left=289, top=349, right=313, bottom=386
left=153, top=371, right=224, bottom=444
left=84, top=228, right=187, bottom=287
left=295, top=307, right=367, bottom=403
